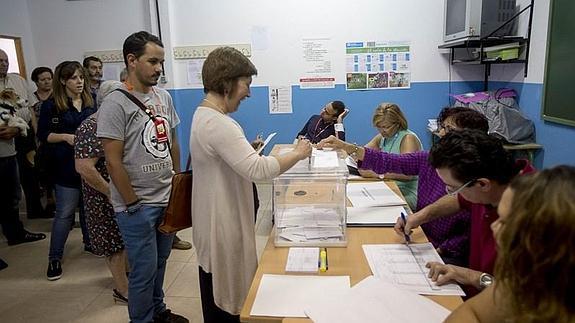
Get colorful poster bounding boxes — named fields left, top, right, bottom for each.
left=345, top=41, right=411, bottom=90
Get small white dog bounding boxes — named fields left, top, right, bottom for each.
left=0, top=89, right=29, bottom=137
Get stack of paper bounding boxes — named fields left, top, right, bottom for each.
left=346, top=182, right=407, bottom=227
left=346, top=182, right=406, bottom=207
left=304, top=276, right=451, bottom=323
left=250, top=274, right=350, bottom=317
left=346, top=206, right=405, bottom=226
left=285, top=247, right=319, bottom=273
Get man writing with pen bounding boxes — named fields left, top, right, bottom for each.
left=297, top=101, right=349, bottom=144
left=318, top=130, right=534, bottom=297
left=396, top=130, right=534, bottom=297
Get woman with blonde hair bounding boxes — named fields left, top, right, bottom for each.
left=363, top=103, right=422, bottom=209
left=445, top=165, right=575, bottom=322
left=37, top=61, right=97, bottom=280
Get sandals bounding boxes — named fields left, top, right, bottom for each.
left=113, top=289, right=128, bottom=304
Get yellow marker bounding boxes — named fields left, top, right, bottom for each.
left=319, top=248, right=328, bottom=272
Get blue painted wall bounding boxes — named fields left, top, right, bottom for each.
left=489, top=81, right=575, bottom=168
left=171, top=81, right=575, bottom=169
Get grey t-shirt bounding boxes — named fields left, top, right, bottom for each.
left=97, top=85, right=180, bottom=212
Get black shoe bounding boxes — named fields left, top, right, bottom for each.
left=0, top=258, right=7, bottom=271
left=153, top=309, right=189, bottom=323
left=7, top=231, right=46, bottom=246
left=47, top=260, right=62, bottom=281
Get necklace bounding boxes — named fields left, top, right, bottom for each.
left=203, top=98, right=226, bottom=114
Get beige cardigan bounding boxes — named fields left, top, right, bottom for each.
left=190, top=106, right=280, bottom=314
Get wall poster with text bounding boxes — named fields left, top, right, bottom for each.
left=345, top=41, right=411, bottom=91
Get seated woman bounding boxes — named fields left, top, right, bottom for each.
left=361, top=103, right=422, bottom=210
left=445, top=165, right=575, bottom=322
left=318, top=107, right=489, bottom=267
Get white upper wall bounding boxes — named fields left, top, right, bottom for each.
left=168, top=0, right=478, bottom=88
left=26, top=0, right=151, bottom=69
left=4, top=0, right=549, bottom=86
left=0, top=0, right=37, bottom=79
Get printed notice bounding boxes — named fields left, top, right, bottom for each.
left=187, top=59, right=205, bottom=88
left=300, top=38, right=335, bottom=89
left=345, top=41, right=411, bottom=90
left=269, top=86, right=292, bottom=114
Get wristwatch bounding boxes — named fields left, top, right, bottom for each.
left=479, top=273, right=494, bottom=289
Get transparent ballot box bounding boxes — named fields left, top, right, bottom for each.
left=273, top=149, right=349, bottom=247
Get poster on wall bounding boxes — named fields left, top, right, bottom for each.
left=345, top=41, right=411, bottom=91
left=187, top=59, right=205, bottom=88
left=299, top=38, right=336, bottom=89
left=269, top=85, right=293, bottom=114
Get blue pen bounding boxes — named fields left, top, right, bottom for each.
left=400, top=212, right=411, bottom=244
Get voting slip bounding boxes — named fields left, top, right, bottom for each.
left=285, top=247, right=319, bottom=273
left=363, top=243, right=465, bottom=296
left=256, top=132, right=277, bottom=154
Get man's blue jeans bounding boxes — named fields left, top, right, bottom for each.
left=49, top=184, right=89, bottom=260
left=115, top=205, right=174, bottom=323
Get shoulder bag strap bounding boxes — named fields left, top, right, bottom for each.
left=114, top=88, right=192, bottom=170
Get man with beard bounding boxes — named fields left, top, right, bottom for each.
left=296, top=100, right=348, bottom=143
left=97, top=31, right=187, bottom=323
left=83, top=56, right=103, bottom=97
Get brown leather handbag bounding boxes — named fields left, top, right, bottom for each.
left=159, top=168, right=193, bottom=234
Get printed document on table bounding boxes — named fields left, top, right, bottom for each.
left=346, top=206, right=406, bottom=226
left=256, top=132, right=277, bottom=154
left=362, top=243, right=465, bottom=296
left=347, top=181, right=406, bottom=207
left=304, top=276, right=450, bottom=323
left=285, top=247, right=319, bottom=273
left=250, top=274, right=350, bottom=317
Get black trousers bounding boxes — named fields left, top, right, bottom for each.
left=15, top=127, right=44, bottom=217
left=0, top=156, right=26, bottom=242
left=16, top=151, right=44, bottom=217
left=198, top=266, right=240, bottom=323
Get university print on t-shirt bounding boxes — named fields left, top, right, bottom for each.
left=141, top=115, right=171, bottom=159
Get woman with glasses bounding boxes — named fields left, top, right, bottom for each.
left=318, top=107, right=489, bottom=268
left=446, top=165, right=575, bottom=322
left=362, top=103, right=422, bottom=210
left=37, top=61, right=97, bottom=280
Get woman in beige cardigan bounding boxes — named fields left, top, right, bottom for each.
left=190, top=47, right=312, bottom=322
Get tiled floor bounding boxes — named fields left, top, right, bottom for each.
left=0, top=183, right=274, bottom=323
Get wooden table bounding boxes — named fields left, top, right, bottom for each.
left=240, top=175, right=463, bottom=322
